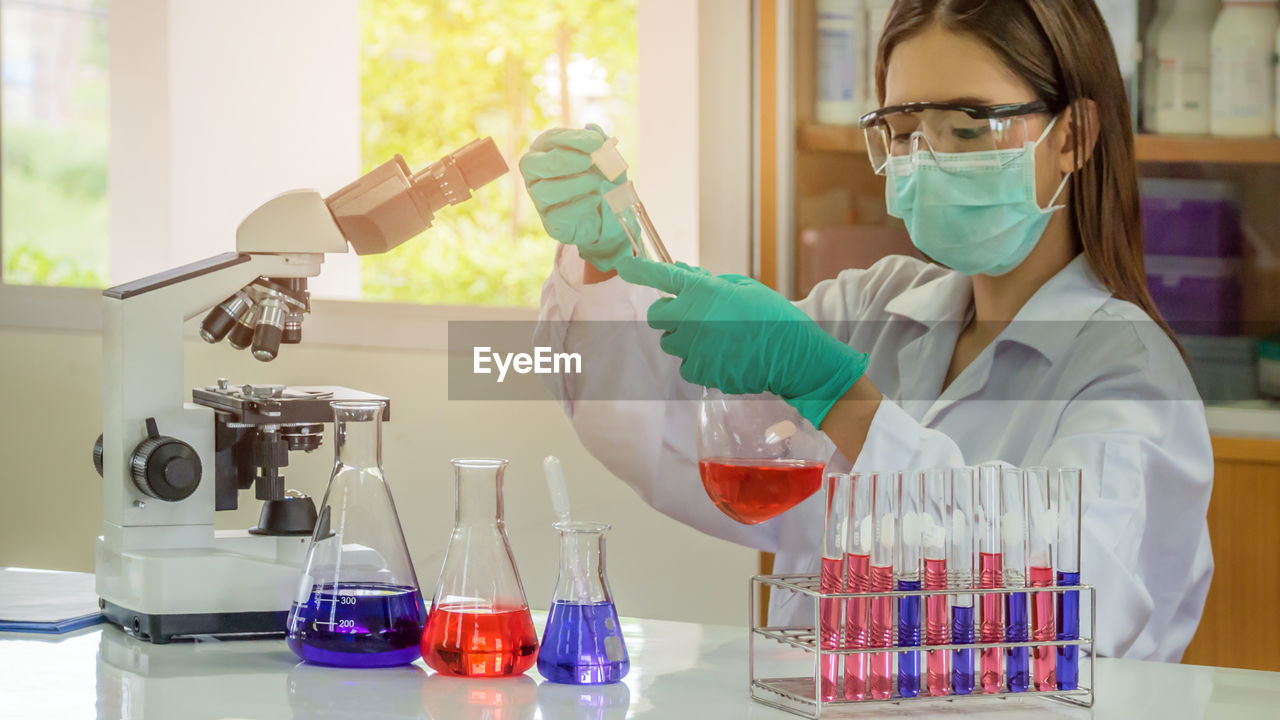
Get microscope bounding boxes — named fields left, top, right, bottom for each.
left=91, top=138, right=507, bottom=643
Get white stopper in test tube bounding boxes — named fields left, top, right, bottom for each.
left=590, top=137, right=628, bottom=182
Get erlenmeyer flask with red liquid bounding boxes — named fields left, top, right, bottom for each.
left=422, top=458, right=539, bottom=677
left=698, top=388, right=830, bottom=524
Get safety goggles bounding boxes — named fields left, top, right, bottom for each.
left=857, top=101, right=1052, bottom=175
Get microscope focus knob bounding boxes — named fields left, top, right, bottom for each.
left=93, top=434, right=104, bottom=477
left=130, top=419, right=201, bottom=501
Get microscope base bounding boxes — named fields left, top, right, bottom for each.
left=101, top=601, right=287, bottom=644
left=95, top=531, right=309, bottom=643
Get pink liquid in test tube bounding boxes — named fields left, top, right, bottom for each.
left=979, top=551, right=1004, bottom=694
left=818, top=556, right=844, bottom=701
left=843, top=553, right=871, bottom=700
left=868, top=564, right=895, bottom=699
left=1029, top=565, right=1056, bottom=691
left=923, top=557, right=949, bottom=696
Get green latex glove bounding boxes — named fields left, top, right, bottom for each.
left=519, top=124, right=635, bottom=273
left=615, top=257, right=870, bottom=428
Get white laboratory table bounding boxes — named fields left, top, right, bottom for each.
left=1, top=614, right=1277, bottom=720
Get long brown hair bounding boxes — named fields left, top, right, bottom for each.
left=876, top=0, right=1178, bottom=343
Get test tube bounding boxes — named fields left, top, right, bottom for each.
left=843, top=472, right=874, bottom=700
left=1056, top=467, right=1082, bottom=690
left=868, top=472, right=897, bottom=700
left=1026, top=467, right=1056, bottom=691
left=977, top=463, right=1004, bottom=694
left=896, top=471, right=924, bottom=699
left=1001, top=467, right=1030, bottom=693
left=819, top=473, right=852, bottom=702
left=604, top=183, right=673, bottom=264
left=948, top=467, right=976, bottom=695
left=922, top=469, right=950, bottom=697
left=591, top=136, right=674, bottom=264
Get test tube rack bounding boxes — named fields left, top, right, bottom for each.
left=748, top=574, right=1095, bottom=718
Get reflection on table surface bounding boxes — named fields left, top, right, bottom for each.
left=1, top=613, right=1279, bottom=719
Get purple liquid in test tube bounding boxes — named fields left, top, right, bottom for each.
left=818, top=473, right=852, bottom=702
left=896, top=471, right=923, bottom=699
left=1002, top=467, right=1030, bottom=693
left=1057, top=468, right=1082, bottom=690
left=949, top=467, right=976, bottom=696
left=844, top=472, right=874, bottom=700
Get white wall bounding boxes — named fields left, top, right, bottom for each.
left=0, top=326, right=757, bottom=625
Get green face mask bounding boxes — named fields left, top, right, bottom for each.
left=886, top=118, right=1070, bottom=277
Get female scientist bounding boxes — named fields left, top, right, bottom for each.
left=522, top=0, right=1212, bottom=662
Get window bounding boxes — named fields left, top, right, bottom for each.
left=358, top=0, right=637, bottom=307
left=1, top=0, right=637, bottom=311
left=0, top=0, right=108, bottom=288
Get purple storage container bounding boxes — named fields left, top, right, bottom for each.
left=1140, top=179, right=1242, bottom=258
left=1146, top=256, right=1242, bottom=336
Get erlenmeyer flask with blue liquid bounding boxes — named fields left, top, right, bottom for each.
left=286, top=400, right=427, bottom=667
left=538, top=521, right=629, bottom=684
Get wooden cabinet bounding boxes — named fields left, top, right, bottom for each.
left=1181, top=437, right=1280, bottom=671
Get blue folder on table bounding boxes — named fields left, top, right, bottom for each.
left=0, top=567, right=104, bottom=634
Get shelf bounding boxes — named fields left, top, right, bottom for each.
left=798, top=123, right=1280, bottom=165
left=1134, top=134, right=1280, bottom=165
left=797, top=123, right=865, bottom=154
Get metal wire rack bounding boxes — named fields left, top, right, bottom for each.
left=749, top=574, right=1095, bottom=718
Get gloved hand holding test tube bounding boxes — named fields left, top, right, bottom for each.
left=590, top=137, right=675, bottom=264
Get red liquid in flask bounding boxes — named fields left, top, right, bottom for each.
left=421, top=604, right=539, bottom=678
left=697, top=458, right=824, bottom=524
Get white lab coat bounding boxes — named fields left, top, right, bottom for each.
left=534, top=247, right=1214, bottom=663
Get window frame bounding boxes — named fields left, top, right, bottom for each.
left=0, top=0, right=753, bottom=352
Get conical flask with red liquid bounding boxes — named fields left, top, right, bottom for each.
left=698, top=388, right=830, bottom=524
left=286, top=400, right=427, bottom=668
left=422, top=458, right=539, bottom=677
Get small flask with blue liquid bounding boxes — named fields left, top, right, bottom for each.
left=538, top=521, right=629, bottom=684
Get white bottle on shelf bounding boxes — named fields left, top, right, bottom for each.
left=1209, top=0, right=1280, bottom=137
left=1143, top=0, right=1175, bottom=131
left=815, top=0, right=864, bottom=125
left=1154, top=0, right=1220, bottom=134
left=863, top=0, right=894, bottom=115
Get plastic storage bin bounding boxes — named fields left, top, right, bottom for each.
left=1146, top=256, right=1242, bottom=336
left=1140, top=179, right=1241, bottom=258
